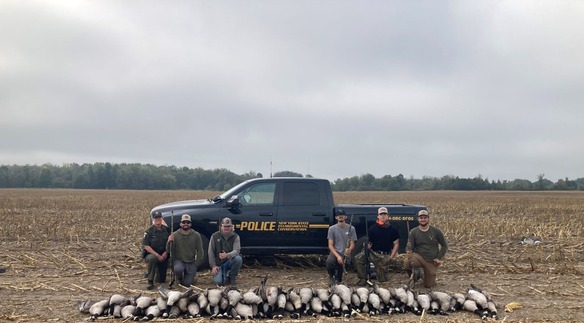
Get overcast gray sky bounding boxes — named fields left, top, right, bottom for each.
left=1, top=1, right=583, bottom=182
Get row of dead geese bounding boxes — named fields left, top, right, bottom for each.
left=79, top=277, right=499, bottom=321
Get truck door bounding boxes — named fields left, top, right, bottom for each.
left=231, top=182, right=278, bottom=249
left=275, top=181, right=332, bottom=252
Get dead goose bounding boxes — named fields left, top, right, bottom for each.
left=331, top=283, right=353, bottom=314
left=451, top=292, right=466, bottom=311
left=141, top=304, right=161, bottom=321
left=77, top=299, right=95, bottom=314
left=521, top=235, right=541, bottom=245
left=354, top=287, right=370, bottom=312
left=108, top=293, right=127, bottom=315
left=272, top=290, right=288, bottom=319
left=429, top=300, right=440, bottom=315
left=467, top=288, right=488, bottom=310
left=329, top=293, right=342, bottom=317
left=133, top=295, right=153, bottom=317
left=406, top=289, right=421, bottom=315
left=232, top=302, right=255, bottom=320
left=416, top=292, right=431, bottom=313
left=159, top=285, right=192, bottom=318
left=121, top=305, right=136, bottom=320
left=462, top=299, right=488, bottom=320
left=88, top=299, right=109, bottom=321
left=187, top=301, right=201, bottom=318
left=367, top=291, right=382, bottom=315
left=373, top=284, right=392, bottom=307
left=196, top=292, right=209, bottom=313
left=393, top=286, right=408, bottom=313
left=262, top=285, right=281, bottom=318
left=429, top=290, right=452, bottom=315
left=286, top=288, right=302, bottom=319
left=298, top=287, right=314, bottom=315
left=310, top=296, right=326, bottom=316
left=223, top=286, right=243, bottom=319
left=205, top=287, right=224, bottom=319
left=487, top=300, right=499, bottom=320
left=112, top=300, right=131, bottom=318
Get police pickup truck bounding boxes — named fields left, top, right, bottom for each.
left=150, top=177, right=426, bottom=266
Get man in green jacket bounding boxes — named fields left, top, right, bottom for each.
left=208, top=217, right=242, bottom=286
left=404, top=210, right=448, bottom=288
left=142, top=211, right=170, bottom=290
left=167, top=214, right=204, bottom=286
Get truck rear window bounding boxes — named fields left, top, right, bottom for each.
left=282, top=182, right=321, bottom=206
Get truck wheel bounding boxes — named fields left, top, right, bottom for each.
left=198, top=234, right=210, bottom=270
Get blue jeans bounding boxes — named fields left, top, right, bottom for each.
left=213, top=255, right=243, bottom=285
left=173, top=260, right=197, bottom=286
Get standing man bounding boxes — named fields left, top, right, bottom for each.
left=142, top=211, right=169, bottom=290
left=404, top=210, right=448, bottom=288
left=354, top=207, right=400, bottom=286
left=208, top=217, right=243, bottom=286
left=167, top=214, right=204, bottom=287
left=326, top=208, right=357, bottom=285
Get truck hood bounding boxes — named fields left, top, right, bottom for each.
left=151, top=199, right=213, bottom=212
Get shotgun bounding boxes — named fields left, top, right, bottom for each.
left=343, top=213, right=354, bottom=274
left=168, top=211, right=175, bottom=288
left=363, top=216, right=373, bottom=286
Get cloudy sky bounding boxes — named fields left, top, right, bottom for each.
left=1, top=1, right=583, bottom=182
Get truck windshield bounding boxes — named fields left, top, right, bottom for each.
left=219, top=179, right=253, bottom=200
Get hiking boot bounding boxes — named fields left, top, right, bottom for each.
left=356, top=279, right=368, bottom=287
left=147, top=280, right=154, bottom=290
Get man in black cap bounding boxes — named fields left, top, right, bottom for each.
left=326, top=208, right=357, bottom=285
left=208, top=217, right=242, bottom=286
left=142, top=211, right=170, bottom=290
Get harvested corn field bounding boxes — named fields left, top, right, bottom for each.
left=0, top=189, right=583, bottom=322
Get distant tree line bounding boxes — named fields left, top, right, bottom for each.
left=0, top=163, right=582, bottom=191
left=332, top=173, right=582, bottom=191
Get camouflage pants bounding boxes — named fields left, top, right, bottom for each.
left=354, top=250, right=392, bottom=282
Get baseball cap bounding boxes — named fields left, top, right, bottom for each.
left=152, top=211, right=163, bottom=218
left=221, top=217, right=233, bottom=226
left=335, top=208, right=346, bottom=216
left=378, top=207, right=388, bottom=214
left=181, top=214, right=191, bottom=222
left=418, top=210, right=429, bottom=217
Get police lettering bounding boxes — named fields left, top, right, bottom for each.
left=239, top=221, right=276, bottom=231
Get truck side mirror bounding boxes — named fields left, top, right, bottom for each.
left=226, top=195, right=241, bottom=209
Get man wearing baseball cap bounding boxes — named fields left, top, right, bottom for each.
left=404, top=209, right=448, bottom=288
left=208, top=217, right=243, bottom=286
left=326, top=208, right=357, bottom=286
left=142, top=211, right=170, bottom=290
left=353, top=206, right=400, bottom=286
left=167, top=214, right=205, bottom=287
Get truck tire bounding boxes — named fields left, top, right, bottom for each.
left=197, top=234, right=210, bottom=270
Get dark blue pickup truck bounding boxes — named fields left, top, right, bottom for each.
left=150, top=177, right=427, bottom=266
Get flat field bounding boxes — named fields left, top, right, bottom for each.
left=0, top=189, right=582, bottom=322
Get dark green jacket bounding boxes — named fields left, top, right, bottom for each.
left=142, top=225, right=170, bottom=257
left=208, top=231, right=241, bottom=268
left=406, top=226, right=448, bottom=262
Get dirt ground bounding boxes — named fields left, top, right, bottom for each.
left=0, top=189, right=583, bottom=322
left=1, top=239, right=582, bottom=323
